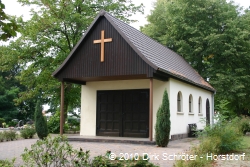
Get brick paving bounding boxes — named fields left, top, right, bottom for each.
left=0, top=137, right=199, bottom=167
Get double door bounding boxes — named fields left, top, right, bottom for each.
left=96, top=89, right=149, bottom=138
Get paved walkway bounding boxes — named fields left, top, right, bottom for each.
left=0, top=136, right=199, bottom=167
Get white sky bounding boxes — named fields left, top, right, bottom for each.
left=2, top=0, right=250, bottom=30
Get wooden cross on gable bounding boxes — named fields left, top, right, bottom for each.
left=93, top=30, right=112, bottom=62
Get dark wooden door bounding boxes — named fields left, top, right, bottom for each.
left=96, top=89, right=149, bottom=138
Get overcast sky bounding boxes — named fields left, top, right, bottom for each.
left=2, top=0, right=250, bottom=30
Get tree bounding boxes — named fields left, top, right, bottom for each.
left=0, top=58, right=36, bottom=122
left=35, top=98, right=48, bottom=140
left=142, top=0, right=250, bottom=115
left=0, top=0, right=144, bottom=125
left=0, top=0, right=18, bottom=40
left=155, top=89, right=171, bottom=147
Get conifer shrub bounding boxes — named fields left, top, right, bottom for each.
left=155, top=89, right=171, bottom=147
left=35, top=99, right=48, bottom=140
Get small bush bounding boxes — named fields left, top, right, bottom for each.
left=47, top=111, right=68, bottom=133
left=21, top=135, right=159, bottom=167
left=21, top=135, right=90, bottom=167
left=8, top=121, right=17, bottom=127
left=200, top=117, right=243, bottom=154
left=3, top=130, right=17, bottom=141
left=20, top=127, right=36, bottom=139
left=174, top=116, right=245, bottom=167
left=47, top=111, right=60, bottom=133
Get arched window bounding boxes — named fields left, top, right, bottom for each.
left=177, top=92, right=182, bottom=112
left=198, top=97, right=202, bottom=114
left=189, top=94, right=193, bottom=113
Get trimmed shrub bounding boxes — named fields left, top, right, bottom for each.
left=35, top=99, right=48, bottom=140
left=20, top=127, right=36, bottom=139
left=155, top=89, right=171, bottom=147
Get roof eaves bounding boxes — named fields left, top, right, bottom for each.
left=158, top=68, right=216, bottom=92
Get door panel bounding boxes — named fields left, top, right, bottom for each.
left=96, top=89, right=149, bottom=138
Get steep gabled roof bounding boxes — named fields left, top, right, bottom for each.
left=53, top=10, right=215, bottom=92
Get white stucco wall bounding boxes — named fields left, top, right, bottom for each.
left=80, top=78, right=213, bottom=140
left=168, top=78, right=212, bottom=136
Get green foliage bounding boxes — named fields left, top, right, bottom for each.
left=0, top=69, right=35, bottom=123
left=21, top=135, right=90, bottom=167
left=0, top=158, right=15, bottom=167
left=35, top=99, right=48, bottom=139
left=155, top=89, right=171, bottom=147
left=201, top=117, right=243, bottom=154
left=20, top=135, right=159, bottom=167
left=47, top=111, right=75, bottom=133
left=0, top=118, right=4, bottom=127
left=175, top=117, right=246, bottom=167
left=142, top=0, right=250, bottom=115
left=238, top=116, right=250, bottom=135
left=91, top=151, right=158, bottom=167
left=20, top=127, right=36, bottom=139
left=0, top=0, right=144, bottom=127
left=0, top=132, right=4, bottom=142
left=47, top=110, right=60, bottom=133
left=3, top=130, right=17, bottom=141
left=0, top=1, right=18, bottom=41
left=8, top=121, right=17, bottom=127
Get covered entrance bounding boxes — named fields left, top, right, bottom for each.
left=96, top=89, right=149, bottom=138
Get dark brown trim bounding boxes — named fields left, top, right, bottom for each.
left=149, top=78, right=153, bottom=141
left=63, top=78, right=86, bottom=85
left=60, top=82, right=65, bottom=135
left=153, top=71, right=169, bottom=81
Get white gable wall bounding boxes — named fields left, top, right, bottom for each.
left=169, top=78, right=212, bottom=136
